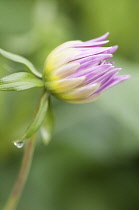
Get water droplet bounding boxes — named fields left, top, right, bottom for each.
left=14, top=141, right=25, bottom=148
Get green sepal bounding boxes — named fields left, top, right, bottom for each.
left=0, top=72, right=44, bottom=91
left=13, top=92, right=49, bottom=146
left=40, top=97, right=54, bottom=145
left=0, top=48, right=42, bottom=78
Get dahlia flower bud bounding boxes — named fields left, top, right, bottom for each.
left=43, top=33, right=130, bottom=104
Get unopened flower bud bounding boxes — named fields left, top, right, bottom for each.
left=43, top=33, right=130, bottom=104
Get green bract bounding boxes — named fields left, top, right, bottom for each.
left=40, top=98, right=54, bottom=145
left=0, top=48, right=54, bottom=147
left=14, top=92, right=49, bottom=147
left=0, top=72, right=44, bottom=91
left=0, top=48, right=42, bottom=78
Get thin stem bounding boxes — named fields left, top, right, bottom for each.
left=3, top=135, right=36, bottom=210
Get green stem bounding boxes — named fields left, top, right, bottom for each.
left=3, top=135, right=36, bottom=210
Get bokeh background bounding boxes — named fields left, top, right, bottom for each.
left=0, top=0, right=139, bottom=210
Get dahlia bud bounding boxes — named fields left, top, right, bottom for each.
left=43, top=33, right=130, bottom=104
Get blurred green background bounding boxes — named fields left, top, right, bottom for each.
left=1, top=0, right=139, bottom=210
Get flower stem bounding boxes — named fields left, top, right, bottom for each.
left=3, top=135, right=36, bottom=210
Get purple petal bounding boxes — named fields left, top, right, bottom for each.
left=77, top=54, right=113, bottom=66
left=106, top=45, right=118, bottom=54
left=95, top=75, right=130, bottom=93
left=74, top=46, right=117, bottom=60
left=87, top=68, right=121, bottom=84
left=91, top=32, right=109, bottom=42
left=68, top=64, right=113, bottom=79
left=74, top=40, right=109, bottom=48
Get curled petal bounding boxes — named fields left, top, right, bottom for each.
left=64, top=93, right=101, bottom=104
left=49, top=62, right=80, bottom=80
left=45, top=76, right=86, bottom=93
left=58, top=83, right=101, bottom=100
left=45, top=48, right=80, bottom=72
